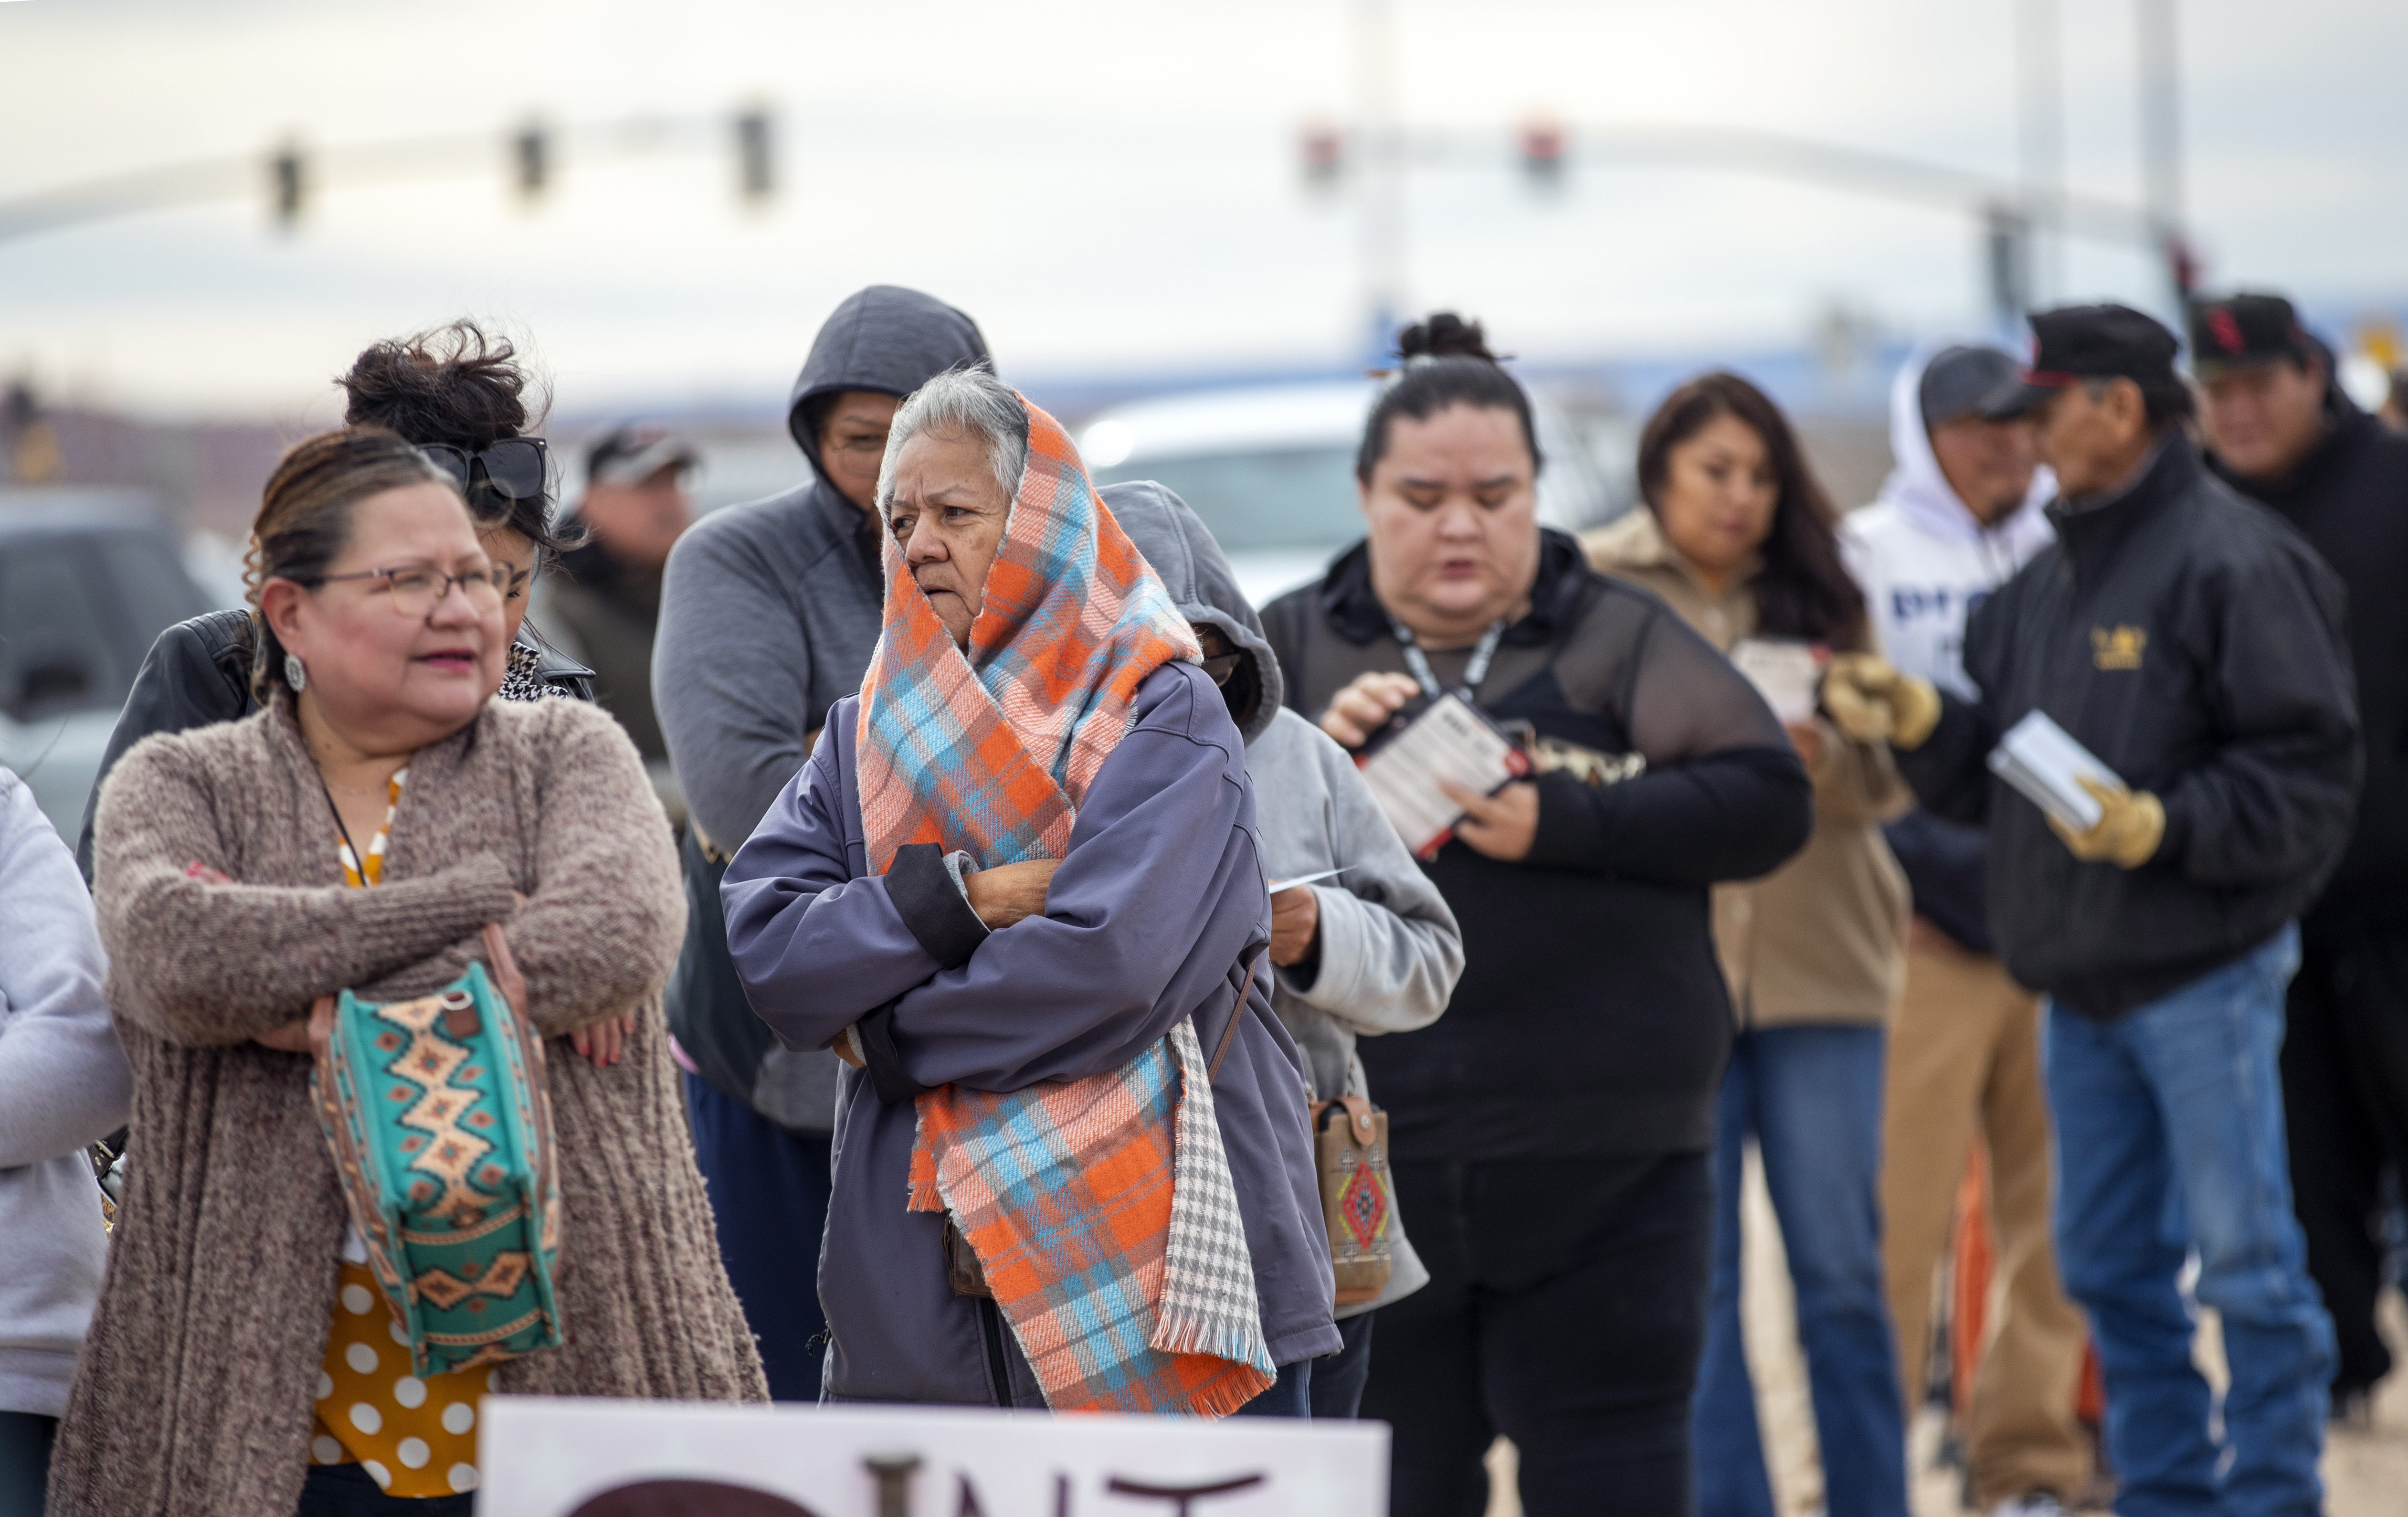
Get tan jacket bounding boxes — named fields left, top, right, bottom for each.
left=58, top=693, right=765, bottom=1517
left=1584, top=511, right=1910, bottom=1028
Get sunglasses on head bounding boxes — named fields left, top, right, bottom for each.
left=419, top=437, right=549, bottom=505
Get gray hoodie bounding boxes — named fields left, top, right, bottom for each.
left=1105, top=481, right=1463, bottom=1318
left=0, top=768, right=129, bottom=1419
left=653, top=286, right=988, bottom=1130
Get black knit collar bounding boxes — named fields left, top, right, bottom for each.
left=2046, top=431, right=2201, bottom=587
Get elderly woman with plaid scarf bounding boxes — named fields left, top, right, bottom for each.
left=723, top=367, right=1337, bottom=1416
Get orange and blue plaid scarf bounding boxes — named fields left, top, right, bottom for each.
left=857, top=393, right=1273, bottom=1416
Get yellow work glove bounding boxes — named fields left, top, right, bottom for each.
left=2049, top=775, right=2165, bottom=869
left=1819, top=652, right=1942, bottom=749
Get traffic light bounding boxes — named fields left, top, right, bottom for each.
left=1986, top=204, right=2031, bottom=329
left=1518, top=117, right=1565, bottom=192
left=735, top=107, right=775, bottom=202
left=1299, top=120, right=1344, bottom=191
left=514, top=120, right=549, bottom=202
left=2163, top=231, right=2199, bottom=302
left=270, top=143, right=306, bottom=230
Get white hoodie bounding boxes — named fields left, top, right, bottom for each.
left=1840, top=344, right=2057, bottom=697
left=0, top=768, right=128, bottom=1419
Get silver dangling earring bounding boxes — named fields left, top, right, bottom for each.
left=284, top=652, right=308, bottom=692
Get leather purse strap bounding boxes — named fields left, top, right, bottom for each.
left=1206, top=945, right=1269, bottom=1085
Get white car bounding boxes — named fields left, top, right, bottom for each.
left=0, top=491, right=224, bottom=840
left=1081, top=379, right=1635, bottom=607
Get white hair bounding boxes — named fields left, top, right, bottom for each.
left=874, top=365, right=1029, bottom=514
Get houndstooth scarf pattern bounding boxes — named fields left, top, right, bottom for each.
left=497, top=643, right=572, bottom=703
left=1154, top=1015, right=1269, bottom=1371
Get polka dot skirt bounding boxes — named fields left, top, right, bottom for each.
left=311, top=1260, right=490, bottom=1497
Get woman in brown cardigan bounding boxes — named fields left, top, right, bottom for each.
left=56, top=429, right=764, bottom=1517
left=1585, top=373, right=1912, bottom=1517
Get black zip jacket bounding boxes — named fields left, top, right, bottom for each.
left=72, top=608, right=593, bottom=880
left=2208, top=393, right=2408, bottom=940
left=1261, top=529, right=1812, bottom=1163
left=1896, top=435, right=2359, bottom=1017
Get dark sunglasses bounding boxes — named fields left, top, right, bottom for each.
left=1201, top=651, right=1244, bottom=688
left=420, top=437, right=549, bottom=504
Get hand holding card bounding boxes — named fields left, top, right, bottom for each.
left=1355, top=692, right=1532, bottom=858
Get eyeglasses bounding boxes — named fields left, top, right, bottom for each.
left=419, top=438, right=549, bottom=504
left=1201, top=652, right=1244, bottom=688
left=312, top=564, right=510, bottom=617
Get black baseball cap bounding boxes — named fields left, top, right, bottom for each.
left=585, top=425, right=698, bottom=489
left=2188, top=293, right=2314, bottom=377
left=1920, top=346, right=2021, bottom=429
left=1978, top=303, right=2181, bottom=420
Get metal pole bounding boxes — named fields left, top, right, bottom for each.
left=2136, top=0, right=2189, bottom=304
left=1352, top=0, right=1404, bottom=361
left=2015, top=0, right=2064, bottom=308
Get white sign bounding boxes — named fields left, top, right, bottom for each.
left=477, top=1397, right=1388, bottom=1517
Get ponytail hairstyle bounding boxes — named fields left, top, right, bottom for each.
left=1355, top=313, right=1544, bottom=483
left=1636, top=371, right=1866, bottom=647
left=337, top=320, right=580, bottom=562
left=245, top=427, right=462, bottom=702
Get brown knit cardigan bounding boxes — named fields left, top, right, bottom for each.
left=52, top=692, right=766, bottom=1517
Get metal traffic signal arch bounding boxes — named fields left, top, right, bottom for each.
left=0, top=106, right=782, bottom=247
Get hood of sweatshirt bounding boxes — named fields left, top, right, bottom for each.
left=1101, top=479, right=1284, bottom=745
left=1874, top=340, right=2056, bottom=556
left=786, top=286, right=990, bottom=485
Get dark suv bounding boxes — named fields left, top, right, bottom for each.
left=0, top=491, right=218, bottom=836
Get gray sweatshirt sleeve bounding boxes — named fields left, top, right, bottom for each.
left=654, top=511, right=824, bottom=853
left=1281, top=719, right=1462, bottom=1037
left=0, top=773, right=130, bottom=1166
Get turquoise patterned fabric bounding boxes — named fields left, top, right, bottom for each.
left=311, top=962, right=563, bottom=1377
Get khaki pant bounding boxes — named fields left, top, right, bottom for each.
left=1880, top=933, right=2091, bottom=1507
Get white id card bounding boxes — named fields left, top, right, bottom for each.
left=1355, top=693, right=1530, bottom=857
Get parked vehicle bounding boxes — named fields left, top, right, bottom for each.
left=0, top=490, right=221, bottom=837
left=1081, top=379, right=1635, bottom=605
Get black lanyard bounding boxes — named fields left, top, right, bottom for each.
left=1388, top=616, right=1507, bottom=702
left=317, top=771, right=371, bottom=884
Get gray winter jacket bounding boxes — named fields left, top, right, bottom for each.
left=1107, top=482, right=1461, bottom=1318
left=0, top=769, right=129, bottom=1419
left=652, top=286, right=989, bottom=1131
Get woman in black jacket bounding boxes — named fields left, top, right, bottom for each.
left=74, top=322, right=591, bottom=878
left=1258, top=315, right=1813, bottom=1517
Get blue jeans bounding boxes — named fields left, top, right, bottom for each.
left=1311, top=1311, right=1375, bottom=1420
left=2047, top=925, right=2334, bottom=1517
left=0, top=1411, right=54, bottom=1517
left=1230, top=1356, right=1312, bottom=1418
left=1694, top=1025, right=1908, bottom=1517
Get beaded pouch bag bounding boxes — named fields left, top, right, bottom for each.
left=1310, top=1095, right=1395, bottom=1305
left=309, top=928, right=563, bottom=1377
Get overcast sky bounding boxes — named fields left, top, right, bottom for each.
left=2, top=0, right=2402, bottom=422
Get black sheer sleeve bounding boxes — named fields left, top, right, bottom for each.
left=1529, top=589, right=1814, bottom=885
